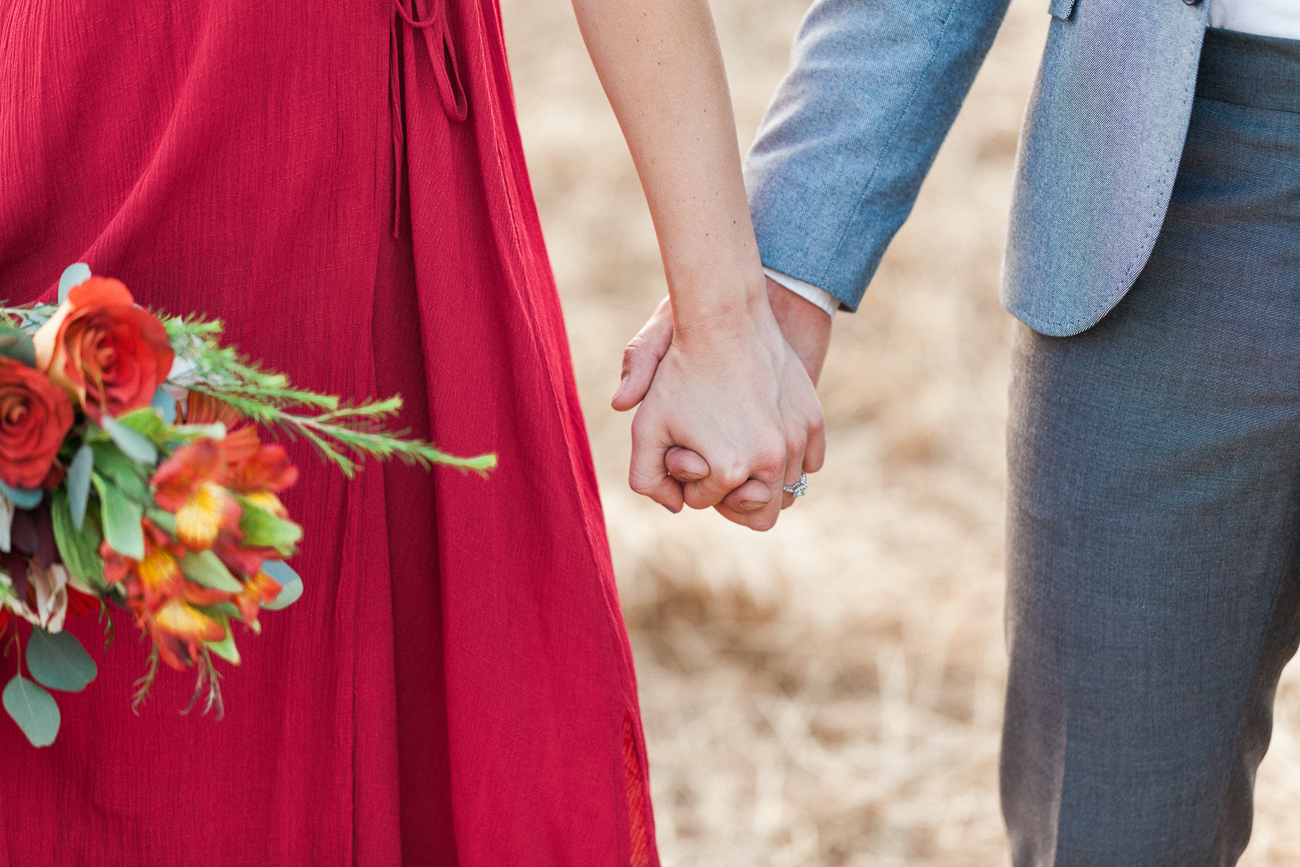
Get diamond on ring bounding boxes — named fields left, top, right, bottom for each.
left=782, top=473, right=808, bottom=498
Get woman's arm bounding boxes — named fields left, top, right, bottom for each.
left=572, top=0, right=824, bottom=530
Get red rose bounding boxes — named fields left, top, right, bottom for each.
left=0, top=357, right=75, bottom=489
left=32, top=276, right=174, bottom=422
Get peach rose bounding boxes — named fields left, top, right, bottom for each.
left=33, top=276, right=174, bottom=422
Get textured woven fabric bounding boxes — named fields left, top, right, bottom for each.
left=0, top=1, right=657, bottom=864
left=1002, top=29, right=1300, bottom=867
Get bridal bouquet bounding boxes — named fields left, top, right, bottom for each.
left=0, top=264, right=493, bottom=747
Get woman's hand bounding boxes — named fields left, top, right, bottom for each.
left=614, top=279, right=832, bottom=525
left=615, top=288, right=825, bottom=531
left=571, top=0, right=824, bottom=528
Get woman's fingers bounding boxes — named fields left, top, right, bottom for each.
left=628, top=410, right=686, bottom=513
left=622, top=295, right=824, bottom=531
left=612, top=296, right=674, bottom=412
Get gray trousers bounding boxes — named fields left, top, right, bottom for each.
left=1001, top=28, right=1300, bottom=867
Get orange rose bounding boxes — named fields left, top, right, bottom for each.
left=0, top=357, right=75, bottom=489
left=32, top=276, right=174, bottom=422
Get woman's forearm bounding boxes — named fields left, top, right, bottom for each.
left=570, top=0, right=765, bottom=343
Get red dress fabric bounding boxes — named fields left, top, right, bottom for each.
left=0, top=1, right=658, bottom=864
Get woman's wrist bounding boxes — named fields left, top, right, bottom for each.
left=671, top=276, right=778, bottom=352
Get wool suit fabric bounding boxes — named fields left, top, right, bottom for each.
left=745, top=1, right=1300, bottom=862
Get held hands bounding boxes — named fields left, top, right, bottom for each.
left=613, top=278, right=832, bottom=530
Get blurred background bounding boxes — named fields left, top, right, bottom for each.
left=499, top=1, right=1300, bottom=864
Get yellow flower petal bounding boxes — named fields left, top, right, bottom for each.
left=175, top=482, right=239, bottom=550
left=153, top=598, right=225, bottom=643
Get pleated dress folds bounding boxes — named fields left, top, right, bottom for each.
left=0, top=1, right=658, bottom=864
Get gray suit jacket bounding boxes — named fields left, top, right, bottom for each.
left=744, top=0, right=1211, bottom=336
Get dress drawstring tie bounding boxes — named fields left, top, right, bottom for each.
left=390, top=0, right=468, bottom=236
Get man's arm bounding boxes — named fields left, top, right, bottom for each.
left=613, top=0, right=1014, bottom=516
left=747, top=0, right=1013, bottom=310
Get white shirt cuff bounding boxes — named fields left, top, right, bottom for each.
left=763, top=268, right=838, bottom=318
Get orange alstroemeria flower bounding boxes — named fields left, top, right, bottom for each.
left=151, top=439, right=243, bottom=551
left=147, top=598, right=226, bottom=670
left=233, top=571, right=282, bottom=626
left=133, top=540, right=186, bottom=612
left=213, top=538, right=278, bottom=580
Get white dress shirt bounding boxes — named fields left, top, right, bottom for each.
left=767, top=0, right=1300, bottom=318
left=1211, top=0, right=1300, bottom=39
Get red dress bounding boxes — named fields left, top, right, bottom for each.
left=0, top=1, right=658, bottom=864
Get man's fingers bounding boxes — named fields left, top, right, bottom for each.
left=665, top=446, right=709, bottom=482
left=803, top=406, right=827, bottom=474
left=612, top=296, right=674, bottom=412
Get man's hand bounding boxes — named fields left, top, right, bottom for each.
left=613, top=277, right=832, bottom=523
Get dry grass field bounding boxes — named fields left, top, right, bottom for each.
left=500, top=1, right=1300, bottom=864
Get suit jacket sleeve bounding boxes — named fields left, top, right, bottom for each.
left=744, top=0, right=1013, bottom=311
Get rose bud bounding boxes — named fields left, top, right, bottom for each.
left=32, top=276, right=174, bottom=422
left=0, top=357, right=75, bottom=489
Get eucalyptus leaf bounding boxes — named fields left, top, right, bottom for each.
left=261, top=559, right=299, bottom=586
left=67, top=444, right=93, bottom=531
left=0, top=326, right=35, bottom=368
left=3, top=675, right=60, bottom=747
left=261, top=576, right=302, bottom=611
left=93, top=476, right=144, bottom=560
left=239, top=505, right=302, bottom=557
left=116, top=407, right=167, bottom=443
left=206, top=620, right=240, bottom=665
left=0, top=481, right=42, bottom=510
left=261, top=560, right=303, bottom=611
left=57, top=263, right=91, bottom=304
left=100, top=415, right=158, bottom=466
left=90, top=445, right=149, bottom=503
left=178, top=551, right=243, bottom=593
left=150, top=388, right=178, bottom=425
left=26, top=628, right=97, bottom=693
left=51, top=489, right=105, bottom=589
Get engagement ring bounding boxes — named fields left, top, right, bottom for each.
left=783, top=473, right=808, bottom=498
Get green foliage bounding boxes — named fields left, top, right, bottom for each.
left=26, top=628, right=97, bottom=693
left=178, top=551, right=242, bottom=594
left=150, top=388, right=178, bottom=424
left=90, top=443, right=151, bottom=504
left=162, top=314, right=496, bottom=478
left=239, top=503, right=302, bottom=557
left=3, top=675, right=60, bottom=747
left=51, top=488, right=106, bottom=589
left=57, top=263, right=91, bottom=304
left=0, top=481, right=41, bottom=509
left=206, top=619, right=240, bottom=665
left=260, top=560, right=302, bottom=611
left=93, top=475, right=144, bottom=560
left=0, top=326, right=35, bottom=368
left=67, top=444, right=93, bottom=530
left=100, top=415, right=158, bottom=466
